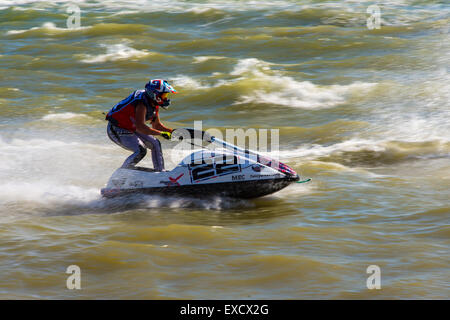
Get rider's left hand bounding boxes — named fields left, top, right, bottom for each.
left=161, top=131, right=172, bottom=140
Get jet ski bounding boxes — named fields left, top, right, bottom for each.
left=101, top=128, right=309, bottom=199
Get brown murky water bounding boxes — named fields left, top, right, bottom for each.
left=0, top=0, right=448, bottom=299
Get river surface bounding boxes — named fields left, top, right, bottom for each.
left=0, top=0, right=449, bottom=299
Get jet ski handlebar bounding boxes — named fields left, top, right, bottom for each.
left=171, top=128, right=264, bottom=160
left=171, top=128, right=214, bottom=143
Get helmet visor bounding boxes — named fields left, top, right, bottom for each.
left=160, top=92, right=169, bottom=100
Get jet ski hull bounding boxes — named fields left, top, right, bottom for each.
left=101, top=175, right=299, bottom=199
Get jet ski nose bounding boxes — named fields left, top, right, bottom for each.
left=284, top=173, right=300, bottom=182
left=276, top=161, right=298, bottom=179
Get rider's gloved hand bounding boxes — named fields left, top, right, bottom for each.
left=160, top=131, right=172, bottom=140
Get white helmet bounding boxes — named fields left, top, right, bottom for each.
left=145, top=79, right=177, bottom=109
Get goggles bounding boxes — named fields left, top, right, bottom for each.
left=159, top=92, right=169, bottom=100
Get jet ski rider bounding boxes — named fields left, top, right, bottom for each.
left=105, top=79, right=176, bottom=171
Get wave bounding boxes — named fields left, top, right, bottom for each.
left=41, top=112, right=90, bottom=121
left=265, top=3, right=449, bottom=28
left=80, top=44, right=151, bottom=63
left=231, top=58, right=377, bottom=109
left=274, top=139, right=450, bottom=166
left=193, top=56, right=227, bottom=63
left=2, top=1, right=446, bottom=30
left=170, top=75, right=228, bottom=90
left=63, top=1, right=298, bottom=14
left=237, top=80, right=376, bottom=109
left=6, top=22, right=89, bottom=35
left=6, top=22, right=156, bottom=40
left=169, top=58, right=376, bottom=109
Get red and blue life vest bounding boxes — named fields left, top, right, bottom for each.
left=106, top=90, right=158, bottom=132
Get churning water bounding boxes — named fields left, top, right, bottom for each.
left=0, top=0, right=449, bottom=299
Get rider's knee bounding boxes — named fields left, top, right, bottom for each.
left=138, top=145, right=147, bottom=157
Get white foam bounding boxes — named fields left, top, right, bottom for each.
left=80, top=44, right=150, bottom=63
left=275, top=139, right=385, bottom=159
left=230, top=58, right=272, bottom=76
left=7, top=22, right=89, bottom=35
left=41, top=112, right=89, bottom=121
left=84, top=0, right=299, bottom=14
left=0, top=181, right=99, bottom=205
left=193, top=56, right=226, bottom=63
left=273, top=180, right=315, bottom=197
left=231, top=58, right=376, bottom=109
left=0, top=137, right=109, bottom=151
left=244, top=81, right=376, bottom=109
left=0, top=135, right=115, bottom=217
left=265, top=138, right=450, bottom=163
left=142, top=194, right=252, bottom=210
left=379, top=117, right=450, bottom=142
left=171, top=75, right=227, bottom=90
left=0, top=136, right=113, bottom=172
left=187, top=7, right=217, bottom=14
